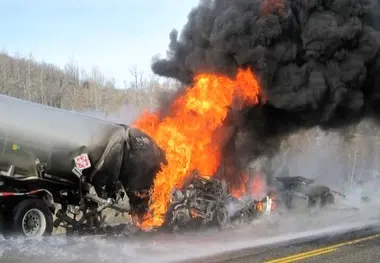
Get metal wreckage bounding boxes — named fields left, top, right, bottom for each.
left=0, top=95, right=347, bottom=238
left=161, top=172, right=346, bottom=233
left=164, top=171, right=274, bottom=232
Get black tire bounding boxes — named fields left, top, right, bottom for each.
left=308, top=197, right=317, bottom=208
left=214, top=206, right=230, bottom=229
left=321, top=192, right=335, bottom=207
left=9, top=198, right=53, bottom=237
left=285, top=196, right=293, bottom=210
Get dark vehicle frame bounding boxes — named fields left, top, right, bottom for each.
left=274, top=176, right=340, bottom=210
left=165, top=173, right=274, bottom=232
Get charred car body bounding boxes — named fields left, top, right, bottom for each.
left=164, top=173, right=346, bottom=232
left=273, top=176, right=341, bottom=210
left=165, top=172, right=275, bottom=232
left=0, top=95, right=165, bottom=237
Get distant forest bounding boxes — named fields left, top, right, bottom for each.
left=0, top=52, right=180, bottom=114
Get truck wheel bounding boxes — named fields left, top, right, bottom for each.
left=215, top=206, right=229, bottom=229
left=10, top=199, right=53, bottom=237
left=308, top=197, right=317, bottom=208
left=321, top=192, right=335, bottom=207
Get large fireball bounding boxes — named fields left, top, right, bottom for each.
left=133, top=68, right=261, bottom=229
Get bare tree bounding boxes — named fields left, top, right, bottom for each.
left=129, top=65, right=146, bottom=106
left=0, top=51, right=178, bottom=118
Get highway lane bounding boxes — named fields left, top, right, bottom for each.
left=264, top=233, right=380, bottom=263
left=194, top=227, right=380, bottom=263
left=1, top=228, right=379, bottom=263
left=1, top=208, right=380, bottom=263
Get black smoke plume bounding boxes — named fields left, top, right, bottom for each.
left=151, top=0, right=380, bottom=177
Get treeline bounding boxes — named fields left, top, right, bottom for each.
left=273, top=120, right=380, bottom=187
left=0, top=52, right=180, bottom=114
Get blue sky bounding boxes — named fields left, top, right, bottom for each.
left=0, top=0, right=199, bottom=87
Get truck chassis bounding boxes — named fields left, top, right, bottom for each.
left=0, top=162, right=131, bottom=238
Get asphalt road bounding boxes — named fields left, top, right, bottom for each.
left=1, top=205, right=379, bottom=263
left=193, top=227, right=380, bottom=263
left=1, top=226, right=380, bottom=263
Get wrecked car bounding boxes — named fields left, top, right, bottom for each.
left=273, top=176, right=342, bottom=210
left=165, top=173, right=230, bottom=231
left=164, top=172, right=275, bottom=232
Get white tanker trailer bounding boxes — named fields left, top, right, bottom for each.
left=0, top=95, right=166, bottom=237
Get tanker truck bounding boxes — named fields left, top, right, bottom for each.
left=0, top=95, right=166, bottom=237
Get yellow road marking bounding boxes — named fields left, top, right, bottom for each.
left=265, top=233, right=380, bottom=263
left=274, top=248, right=337, bottom=263
left=265, top=247, right=337, bottom=263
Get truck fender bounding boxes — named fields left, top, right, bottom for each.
left=0, top=189, right=55, bottom=213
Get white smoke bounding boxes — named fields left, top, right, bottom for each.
left=79, top=103, right=144, bottom=125
left=269, top=121, right=380, bottom=190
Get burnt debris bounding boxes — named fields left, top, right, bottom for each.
left=161, top=173, right=343, bottom=233
left=74, top=174, right=345, bottom=237
left=164, top=171, right=274, bottom=232
left=151, top=0, right=380, bottom=162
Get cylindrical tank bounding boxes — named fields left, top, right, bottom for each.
left=0, top=94, right=127, bottom=183
left=0, top=95, right=167, bottom=210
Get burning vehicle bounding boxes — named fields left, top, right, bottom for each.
left=0, top=94, right=166, bottom=237
left=165, top=172, right=231, bottom=231
left=164, top=171, right=275, bottom=232
left=161, top=172, right=348, bottom=233
left=132, top=68, right=262, bottom=231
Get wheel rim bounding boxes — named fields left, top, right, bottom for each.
left=21, top=208, right=47, bottom=237
left=216, top=207, right=228, bottom=227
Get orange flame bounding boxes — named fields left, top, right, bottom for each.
left=231, top=173, right=266, bottom=199
left=256, top=201, right=264, bottom=212
left=133, top=68, right=261, bottom=229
